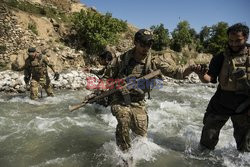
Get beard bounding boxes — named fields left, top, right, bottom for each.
left=228, top=43, right=246, bottom=53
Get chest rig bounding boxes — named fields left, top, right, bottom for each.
left=29, top=54, right=48, bottom=79
left=219, top=46, right=250, bottom=92
left=118, top=49, right=154, bottom=99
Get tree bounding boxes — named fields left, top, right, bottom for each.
left=71, top=10, right=127, bottom=54
left=171, top=20, right=193, bottom=52
left=199, top=22, right=228, bottom=55
left=150, top=23, right=170, bottom=51
left=199, top=26, right=211, bottom=43
left=189, top=28, right=199, bottom=40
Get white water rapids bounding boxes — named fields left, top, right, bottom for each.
left=0, top=84, right=249, bottom=167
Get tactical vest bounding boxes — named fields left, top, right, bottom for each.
left=117, top=49, right=155, bottom=99
left=219, top=46, right=250, bottom=92
left=118, top=49, right=153, bottom=77
left=29, top=54, right=48, bottom=80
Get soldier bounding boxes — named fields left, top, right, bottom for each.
left=108, top=29, right=195, bottom=151
left=24, top=47, right=60, bottom=100
left=194, top=23, right=250, bottom=152
left=89, top=46, right=117, bottom=79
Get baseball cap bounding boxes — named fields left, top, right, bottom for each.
left=99, top=51, right=113, bottom=61
left=134, top=29, right=154, bottom=45
left=28, top=47, right=36, bottom=53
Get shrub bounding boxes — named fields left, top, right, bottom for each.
left=4, top=0, right=69, bottom=23
left=28, top=22, right=38, bottom=35
left=199, top=22, right=228, bottom=55
left=150, top=23, right=170, bottom=51
left=171, top=21, right=193, bottom=52
left=71, top=10, right=127, bottom=54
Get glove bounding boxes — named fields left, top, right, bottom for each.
left=191, top=64, right=208, bottom=75
left=54, top=72, right=60, bottom=81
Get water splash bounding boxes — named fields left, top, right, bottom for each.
left=95, top=137, right=166, bottom=167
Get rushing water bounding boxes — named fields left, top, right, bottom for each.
left=0, top=84, right=249, bottom=167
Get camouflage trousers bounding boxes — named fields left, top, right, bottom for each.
left=30, top=79, right=54, bottom=100
left=200, top=111, right=250, bottom=152
left=111, top=102, right=148, bottom=151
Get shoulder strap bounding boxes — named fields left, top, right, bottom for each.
left=145, top=52, right=152, bottom=74
left=248, top=46, right=250, bottom=57
left=246, top=47, right=250, bottom=80
left=144, top=53, right=153, bottom=99
left=118, top=50, right=132, bottom=77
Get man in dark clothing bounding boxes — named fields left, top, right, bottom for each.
left=195, top=23, right=250, bottom=152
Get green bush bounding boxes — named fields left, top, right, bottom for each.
left=4, top=0, right=69, bottom=23
left=71, top=10, right=127, bottom=54
left=28, top=22, right=38, bottom=35
left=4, top=0, right=45, bottom=15
left=170, top=41, right=182, bottom=52
left=199, top=22, right=228, bottom=55
left=150, top=23, right=170, bottom=51
left=171, top=21, right=193, bottom=52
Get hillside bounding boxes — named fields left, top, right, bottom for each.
left=0, top=0, right=211, bottom=72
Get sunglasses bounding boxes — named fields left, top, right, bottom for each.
left=139, top=41, right=153, bottom=48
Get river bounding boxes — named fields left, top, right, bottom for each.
left=0, top=84, right=249, bottom=167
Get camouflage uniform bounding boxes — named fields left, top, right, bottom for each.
left=90, top=48, right=118, bottom=106
left=91, top=47, right=118, bottom=78
left=90, top=60, right=117, bottom=79
left=24, top=49, right=57, bottom=100
left=110, top=47, right=188, bottom=151
left=200, top=46, right=250, bottom=152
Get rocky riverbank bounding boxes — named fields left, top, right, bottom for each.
left=0, top=69, right=209, bottom=93
left=0, top=69, right=97, bottom=93
left=0, top=4, right=87, bottom=71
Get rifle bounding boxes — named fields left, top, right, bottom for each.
left=69, top=69, right=162, bottom=112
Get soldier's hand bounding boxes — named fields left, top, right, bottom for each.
left=54, top=72, right=60, bottom=80
left=83, top=67, right=90, bottom=72
left=191, top=64, right=208, bottom=75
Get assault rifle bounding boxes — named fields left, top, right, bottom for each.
left=69, top=69, right=161, bottom=112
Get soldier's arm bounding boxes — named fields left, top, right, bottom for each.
left=195, top=53, right=224, bottom=83
left=43, top=56, right=57, bottom=73
left=199, top=74, right=212, bottom=83
left=23, top=59, right=31, bottom=84
left=13, top=57, right=28, bottom=71
left=90, top=67, right=106, bottom=76
left=103, top=57, right=120, bottom=79
left=152, top=58, right=192, bottom=80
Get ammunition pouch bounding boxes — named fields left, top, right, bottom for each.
left=232, top=68, right=246, bottom=80
left=122, top=92, right=131, bottom=105
left=130, top=88, right=145, bottom=102
left=120, top=87, right=146, bottom=105
left=131, top=96, right=145, bottom=102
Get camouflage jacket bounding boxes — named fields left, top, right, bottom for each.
left=94, top=57, right=119, bottom=79
left=24, top=54, right=56, bottom=81
left=109, top=48, right=187, bottom=104
left=109, top=48, right=186, bottom=79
